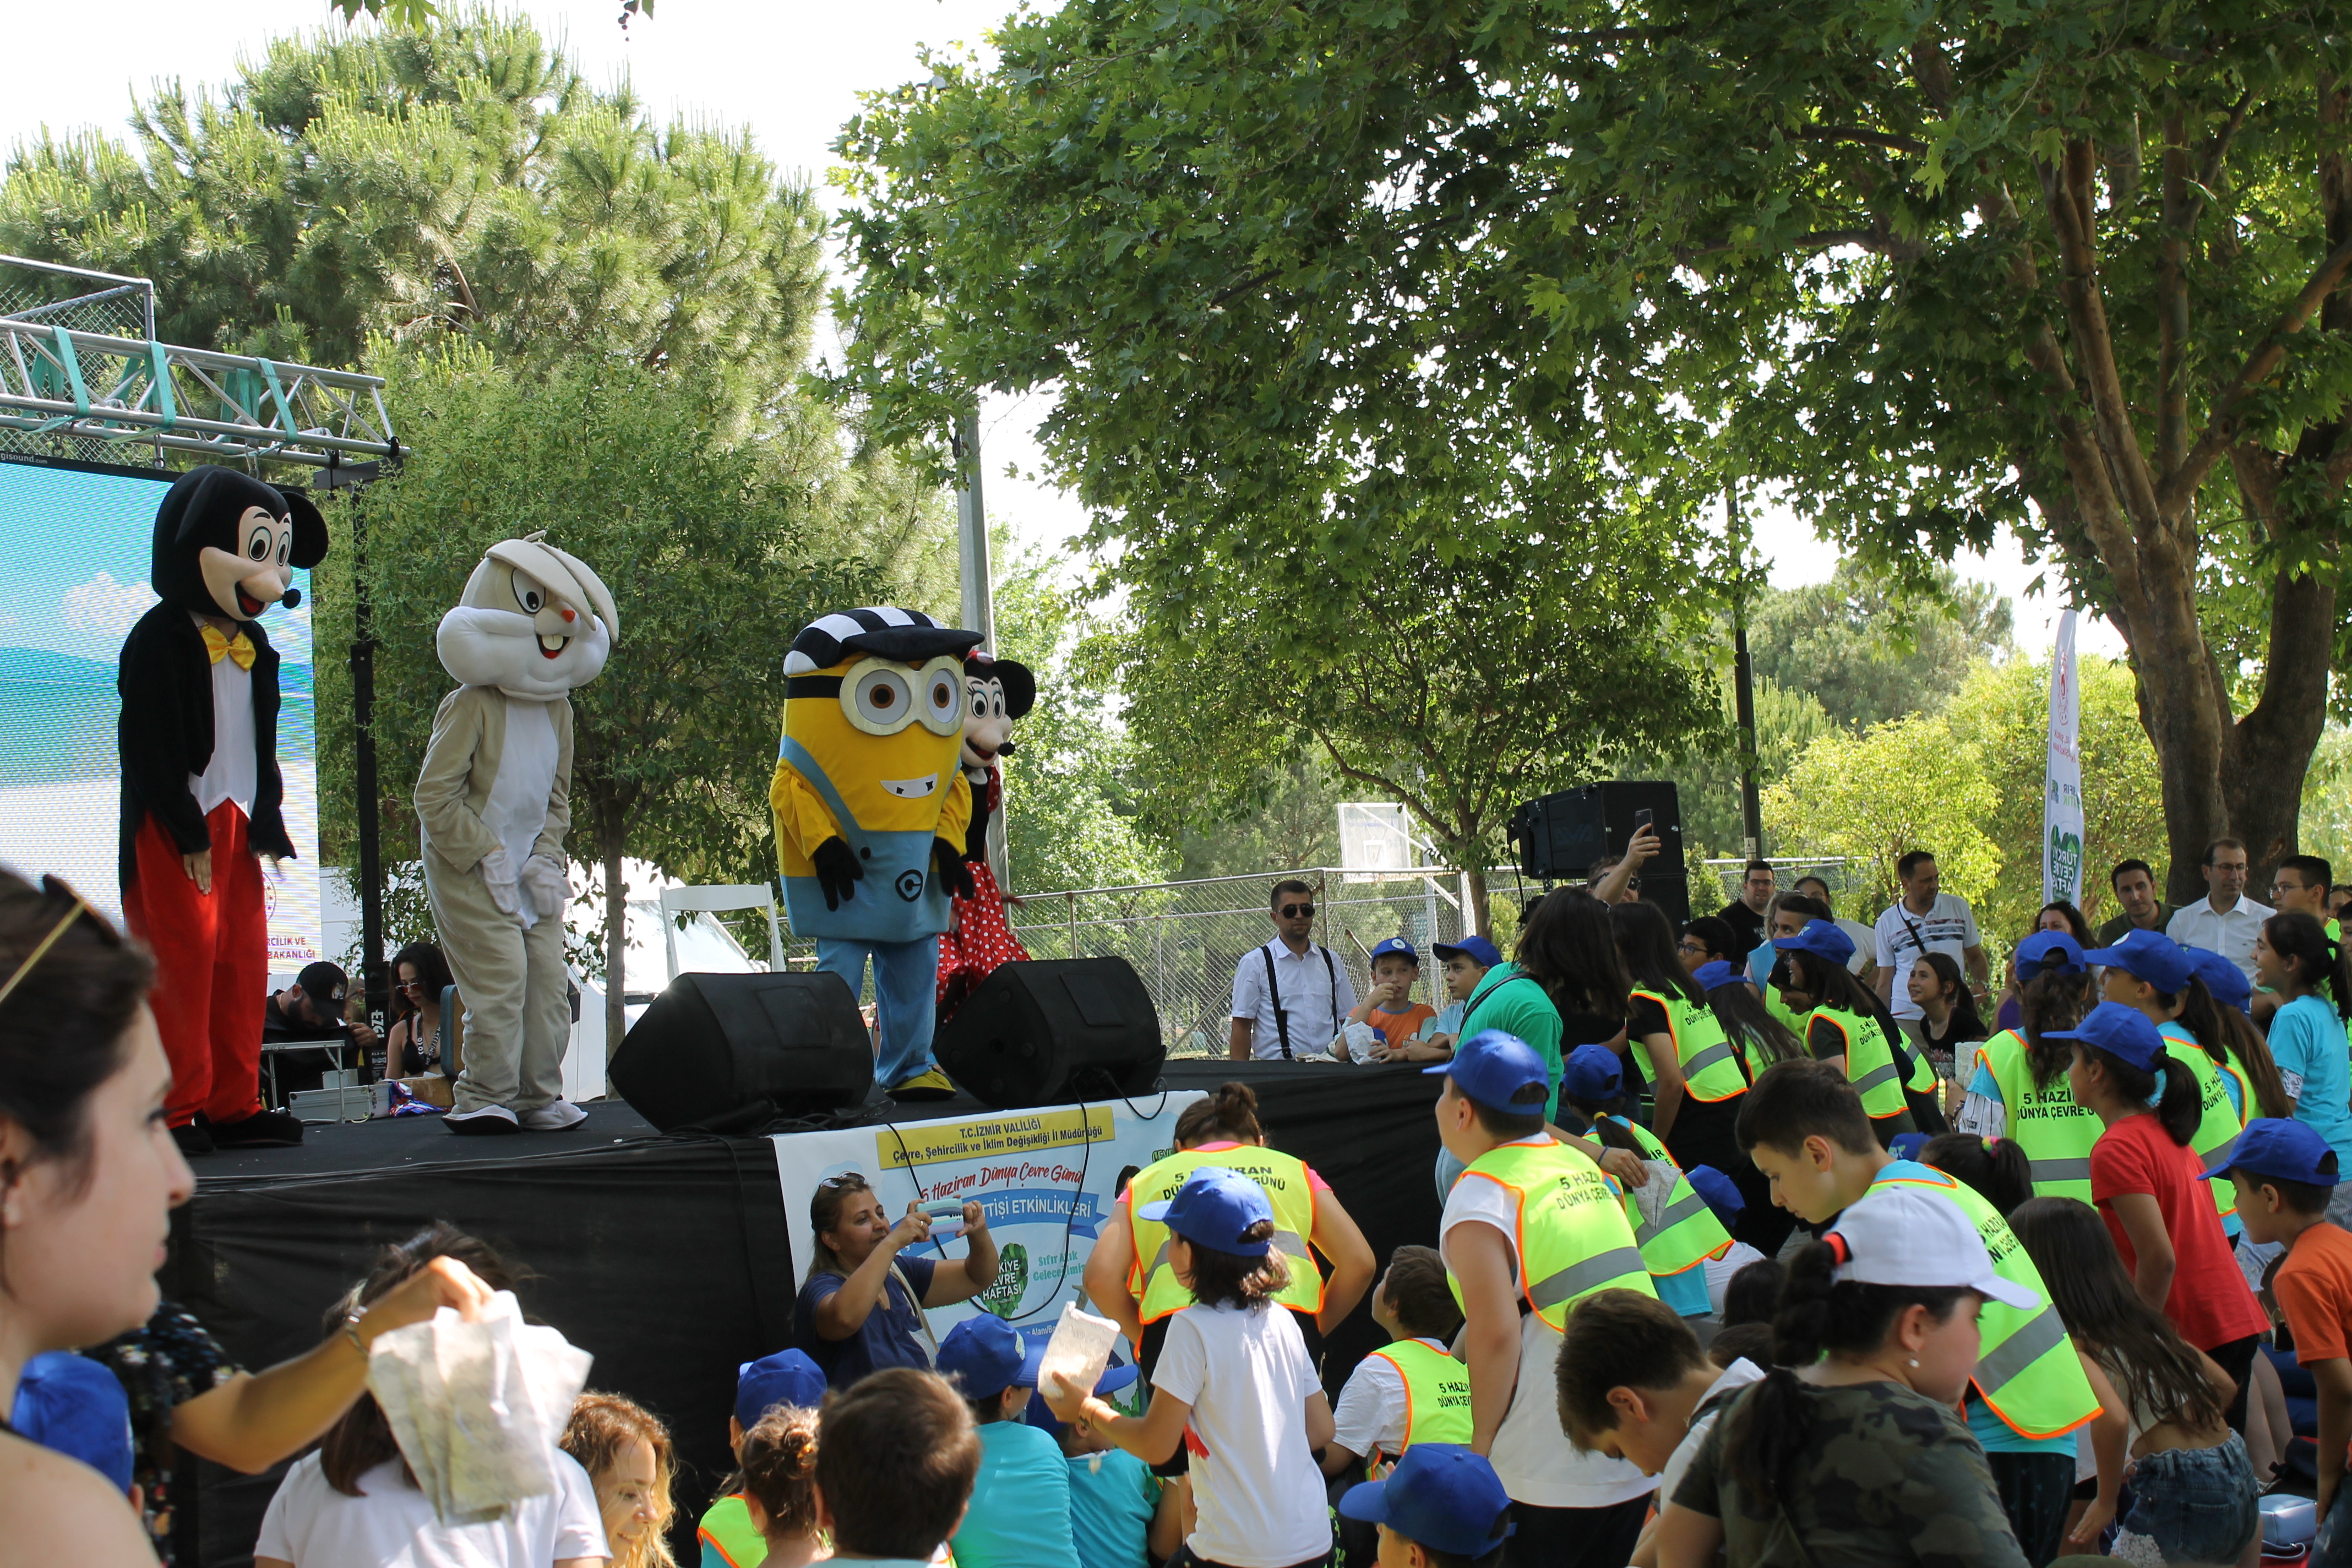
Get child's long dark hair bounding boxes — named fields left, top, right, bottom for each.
left=1518, top=890, right=1631, bottom=1022
left=2177, top=979, right=2291, bottom=1120
left=2268, top=912, right=2352, bottom=1022
left=2011, top=1196, right=2226, bottom=1433
left=1706, top=974, right=1803, bottom=1071
left=1184, top=1220, right=1293, bottom=1310
left=2017, top=961, right=2094, bottom=1089
left=1611, top=900, right=1703, bottom=1006
left=1727, top=1239, right=1964, bottom=1506
left=1921, top=1133, right=2034, bottom=1217
left=1789, top=952, right=1907, bottom=1061
left=2083, top=1043, right=2202, bottom=1145
left=1916, top=953, right=1986, bottom=1041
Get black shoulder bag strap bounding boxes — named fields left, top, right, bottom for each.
left=1262, top=944, right=1294, bottom=1060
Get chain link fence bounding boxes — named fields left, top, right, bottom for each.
left=0, top=258, right=160, bottom=467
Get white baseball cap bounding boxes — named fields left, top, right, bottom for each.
left=1824, top=1186, right=2041, bottom=1311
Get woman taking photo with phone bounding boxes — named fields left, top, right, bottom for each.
left=0, top=872, right=196, bottom=1566
left=793, top=1172, right=1000, bottom=1389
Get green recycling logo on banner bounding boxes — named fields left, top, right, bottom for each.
left=977, top=1242, right=1028, bottom=1318
left=2049, top=825, right=2083, bottom=899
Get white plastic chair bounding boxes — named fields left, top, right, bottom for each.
left=657, top=883, right=786, bottom=981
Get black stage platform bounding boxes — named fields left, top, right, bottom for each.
left=170, top=1059, right=1446, bottom=1567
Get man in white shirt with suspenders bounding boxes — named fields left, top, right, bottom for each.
left=1231, top=878, right=1358, bottom=1060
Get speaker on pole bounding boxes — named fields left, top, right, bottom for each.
left=934, top=957, right=1165, bottom=1109
left=1507, top=781, right=1690, bottom=924
left=610, top=971, right=873, bottom=1132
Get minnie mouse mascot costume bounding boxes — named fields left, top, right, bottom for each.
left=118, top=466, right=328, bottom=1155
left=935, top=651, right=1036, bottom=1022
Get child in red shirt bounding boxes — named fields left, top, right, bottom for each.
left=2058, top=1001, right=2269, bottom=1430
left=2225, top=1117, right=2352, bottom=1540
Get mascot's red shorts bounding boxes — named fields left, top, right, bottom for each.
left=123, top=800, right=268, bottom=1126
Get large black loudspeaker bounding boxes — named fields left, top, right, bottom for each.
left=1509, top=781, right=1690, bottom=925
left=935, top=957, right=1165, bottom=1109
left=610, top=971, right=873, bottom=1131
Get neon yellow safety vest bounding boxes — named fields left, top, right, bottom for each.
left=1602, top=1115, right=1734, bottom=1278
left=1363, top=1337, right=1473, bottom=1461
left=1810, top=1005, right=1928, bottom=1123
left=1973, top=1030, right=2104, bottom=1204
left=1628, top=989, right=1750, bottom=1103
left=698, top=1495, right=766, bottom=1568
left=1129, top=1144, right=1322, bottom=1323
left=2161, top=1022, right=2243, bottom=1222
left=1449, top=1139, right=1654, bottom=1330
left=1872, top=1163, right=2100, bottom=1438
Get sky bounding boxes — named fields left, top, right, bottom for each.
left=0, top=0, right=2119, bottom=658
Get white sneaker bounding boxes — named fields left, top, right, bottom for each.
left=445, top=1104, right=520, bottom=1136
left=518, top=1099, right=588, bottom=1132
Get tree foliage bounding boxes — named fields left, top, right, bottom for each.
left=1748, top=563, right=2014, bottom=732
left=2, top=8, right=810, bottom=425
left=829, top=0, right=2351, bottom=907
left=1763, top=714, right=2003, bottom=916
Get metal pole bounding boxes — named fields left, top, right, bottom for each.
left=346, top=475, right=389, bottom=1069
left=955, top=406, right=994, bottom=650
left=1729, top=488, right=1764, bottom=858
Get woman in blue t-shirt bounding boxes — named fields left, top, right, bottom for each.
left=2253, top=913, right=2352, bottom=1221
left=792, top=1172, right=1000, bottom=1388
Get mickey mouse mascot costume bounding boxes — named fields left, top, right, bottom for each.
left=415, top=533, right=616, bottom=1135
left=119, top=465, right=327, bottom=1155
left=935, top=651, right=1035, bottom=1022
left=772, top=607, right=979, bottom=1100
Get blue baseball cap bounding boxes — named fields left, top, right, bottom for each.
left=735, top=1348, right=826, bottom=1430
left=2043, top=1000, right=2169, bottom=1071
left=1560, top=1042, right=1624, bottom=1105
left=1692, top=960, right=1757, bottom=992
left=1025, top=1360, right=1141, bottom=1436
left=937, top=1313, right=1048, bottom=1400
left=2015, top=930, right=2087, bottom=977
left=1888, top=1132, right=1931, bottom=1163
left=10, top=1352, right=132, bottom=1493
left=2081, top=928, right=2193, bottom=994
left=1687, top=1164, right=1745, bottom=1224
left=1138, top=1164, right=1275, bottom=1256
left=1771, top=918, right=1855, bottom=966
left=1425, top=1029, right=1550, bottom=1114
left=1430, top=935, right=1502, bottom=969
left=1340, top=1444, right=1516, bottom=1558
left=2207, top=1117, right=2342, bottom=1187
left=1371, top=937, right=1420, bottom=963
left=2185, top=947, right=2252, bottom=1012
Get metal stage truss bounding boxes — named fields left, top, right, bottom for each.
left=0, top=256, right=395, bottom=469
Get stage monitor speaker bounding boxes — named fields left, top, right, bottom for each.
left=934, top=957, right=1165, bottom=1109
left=610, top=971, right=872, bottom=1132
left=1509, top=781, right=1690, bottom=924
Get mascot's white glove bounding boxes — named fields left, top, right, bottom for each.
left=480, top=845, right=521, bottom=917
left=521, top=853, right=569, bottom=920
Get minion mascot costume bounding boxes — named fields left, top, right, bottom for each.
left=414, top=533, right=616, bottom=1135
left=119, top=466, right=328, bottom=1155
left=935, top=650, right=1036, bottom=1022
left=772, top=607, right=979, bottom=1100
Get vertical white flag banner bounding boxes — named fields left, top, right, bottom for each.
left=2044, top=608, right=2086, bottom=906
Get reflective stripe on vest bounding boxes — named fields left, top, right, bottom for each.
left=1367, top=1338, right=1473, bottom=1457
left=1874, top=1166, right=2099, bottom=1438
left=1607, top=1116, right=1734, bottom=1277
left=2164, top=1024, right=2243, bottom=1221
left=1449, top=1139, right=1654, bottom=1330
left=1129, top=1146, right=1322, bottom=1322
left=1629, top=990, right=1749, bottom=1103
left=1815, top=1006, right=1907, bottom=1120
left=1975, top=1030, right=2102, bottom=1204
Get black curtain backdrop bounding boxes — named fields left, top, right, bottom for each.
left=170, top=1060, right=1445, bottom=1567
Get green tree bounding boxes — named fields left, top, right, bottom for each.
left=1638, top=672, right=1837, bottom=859
left=1947, top=657, right=2169, bottom=943
left=828, top=0, right=2349, bottom=907
left=1747, top=564, right=2014, bottom=733
left=1, top=9, right=814, bottom=425
left=314, top=349, right=892, bottom=1047
left=1763, top=716, right=2003, bottom=916
left=2304, top=728, right=2352, bottom=876
left=1172, top=757, right=1353, bottom=882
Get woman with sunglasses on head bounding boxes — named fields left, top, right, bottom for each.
left=385, top=941, right=461, bottom=1082
left=0, top=872, right=194, bottom=1565
left=795, top=1170, right=999, bottom=1390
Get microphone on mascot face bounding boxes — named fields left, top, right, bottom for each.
left=281, top=587, right=302, bottom=609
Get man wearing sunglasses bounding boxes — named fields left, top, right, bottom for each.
left=1230, top=879, right=1357, bottom=1061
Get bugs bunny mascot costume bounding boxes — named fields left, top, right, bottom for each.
left=414, top=532, right=616, bottom=1134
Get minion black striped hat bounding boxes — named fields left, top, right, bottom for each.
left=782, top=607, right=982, bottom=675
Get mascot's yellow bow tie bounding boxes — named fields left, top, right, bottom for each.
left=202, top=624, right=257, bottom=671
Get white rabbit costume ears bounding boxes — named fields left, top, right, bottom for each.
left=483, top=531, right=620, bottom=644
